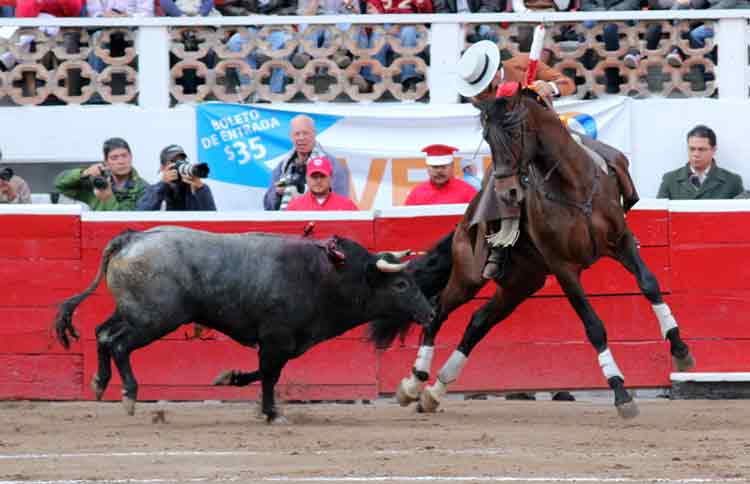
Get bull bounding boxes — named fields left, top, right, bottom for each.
left=54, top=226, right=435, bottom=423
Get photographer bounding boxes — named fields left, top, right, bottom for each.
left=137, top=144, right=216, bottom=211
left=54, top=137, right=148, bottom=211
left=263, top=115, right=350, bottom=211
left=0, top=150, right=32, bottom=204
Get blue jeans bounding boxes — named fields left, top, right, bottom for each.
left=361, top=24, right=419, bottom=84
left=227, top=28, right=289, bottom=94
left=689, top=24, right=713, bottom=48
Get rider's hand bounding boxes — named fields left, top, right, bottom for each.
left=531, top=80, right=555, bottom=99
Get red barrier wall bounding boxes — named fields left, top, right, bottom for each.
left=1, top=202, right=749, bottom=401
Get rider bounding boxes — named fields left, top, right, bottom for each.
left=455, top=40, right=576, bottom=279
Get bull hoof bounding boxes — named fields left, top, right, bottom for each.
left=418, top=388, right=441, bottom=413
left=122, top=397, right=136, bottom=416
left=673, top=353, right=696, bottom=372
left=395, top=378, right=419, bottom=407
left=90, top=375, right=105, bottom=401
left=616, top=400, right=640, bottom=419
left=212, top=369, right=235, bottom=386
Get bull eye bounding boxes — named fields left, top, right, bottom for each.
left=394, top=280, right=409, bottom=292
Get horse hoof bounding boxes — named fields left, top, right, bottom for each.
left=418, top=388, right=440, bottom=413
left=395, top=378, right=419, bottom=407
left=90, top=375, right=104, bottom=401
left=673, top=353, right=696, bottom=372
left=616, top=400, right=639, bottom=419
left=267, top=415, right=290, bottom=425
left=122, top=397, right=136, bottom=416
left=212, top=369, right=235, bottom=386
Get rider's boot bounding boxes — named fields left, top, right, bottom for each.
left=483, top=246, right=508, bottom=280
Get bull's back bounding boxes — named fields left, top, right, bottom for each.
left=106, top=228, right=332, bottom=326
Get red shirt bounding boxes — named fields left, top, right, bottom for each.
left=287, top=191, right=359, bottom=211
left=367, top=0, right=433, bottom=14
left=15, top=0, right=83, bottom=16
left=404, top=178, right=477, bottom=206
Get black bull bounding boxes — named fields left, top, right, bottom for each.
left=54, top=226, right=434, bottom=423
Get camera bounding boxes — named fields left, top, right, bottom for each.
left=174, top=159, right=210, bottom=179
left=91, top=169, right=111, bottom=190
left=0, top=167, right=13, bottom=182
left=278, top=172, right=305, bottom=210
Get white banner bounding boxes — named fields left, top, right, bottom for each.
left=198, top=97, right=631, bottom=211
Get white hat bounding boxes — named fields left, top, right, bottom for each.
left=455, top=40, right=501, bottom=98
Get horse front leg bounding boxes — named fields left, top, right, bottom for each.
left=419, top=268, right=546, bottom=413
left=615, top=230, right=695, bottom=371
left=555, top=265, right=639, bottom=419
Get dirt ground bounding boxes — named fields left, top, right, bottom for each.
left=0, top=397, right=748, bottom=484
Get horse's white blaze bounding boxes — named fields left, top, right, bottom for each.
left=598, top=348, right=623, bottom=380
left=414, top=345, right=434, bottom=373
left=652, top=303, right=678, bottom=339
left=437, top=350, right=467, bottom=384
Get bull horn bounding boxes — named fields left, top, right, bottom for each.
left=376, top=259, right=409, bottom=273
left=382, top=250, right=413, bottom=260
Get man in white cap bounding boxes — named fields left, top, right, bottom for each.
left=455, top=40, right=575, bottom=103
left=404, top=144, right=477, bottom=206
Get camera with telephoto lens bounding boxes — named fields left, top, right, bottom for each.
left=0, top=167, right=13, bottom=182
left=174, top=158, right=210, bottom=179
left=91, top=169, right=111, bottom=190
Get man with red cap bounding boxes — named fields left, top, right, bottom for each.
left=286, top=156, right=359, bottom=211
left=404, top=144, right=478, bottom=206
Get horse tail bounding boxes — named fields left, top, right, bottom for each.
left=368, top=230, right=455, bottom=349
left=54, top=229, right=139, bottom=349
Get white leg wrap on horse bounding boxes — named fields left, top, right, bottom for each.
left=428, top=378, right=448, bottom=399
left=437, top=350, right=467, bottom=384
left=652, top=303, right=677, bottom=339
left=414, top=345, right=434, bottom=373
left=401, top=373, right=421, bottom=398
left=598, top=348, right=624, bottom=380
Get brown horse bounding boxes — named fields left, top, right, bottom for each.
left=386, top=88, right=695, bottom=419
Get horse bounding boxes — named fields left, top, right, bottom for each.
left=376, top=87, right=695, bottom=419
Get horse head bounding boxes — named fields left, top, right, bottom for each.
left=477, top=88, right=541, bottom=212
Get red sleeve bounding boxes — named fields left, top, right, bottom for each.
left=285, top=197, right=304, bottom=211
left=415, top=0, right=434, bottom=12
left=14, top=0, right=38, bottom=16
left=404, top=188, right=418, bottom=206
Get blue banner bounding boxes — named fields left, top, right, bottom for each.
left=196, top=103, right=343, bottom=188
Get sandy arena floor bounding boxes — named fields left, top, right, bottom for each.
left=0, top=397, right=748, bottom=484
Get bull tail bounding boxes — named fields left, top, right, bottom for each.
left=368, top=230, right=455, bottom=349
left=54, top=229, right=138, bottom=349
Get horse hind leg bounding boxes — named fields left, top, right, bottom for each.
left=555, top=267, right=639, bottom=419
left=615, top=231, right=695, bottom=371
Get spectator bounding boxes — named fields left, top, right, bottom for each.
left=137, top=144, right=216, bottom=211
left=657, top=125, right=744, bottom=200
left=434, top=0, right=501, bottom=44
left=0, top=149, right=32, bottom=204
left=222, top=0, right=296, bottom=96
left=86, top=0, right=154, bottom=75
left=264, top=114, right=350, bottom=211
left=461, top=158, right=482, bottom=191
left=54, top=137, right=148, bottom=211
left=286, top=156, right=358, bottom=211
left=159, top=0, right=216, bottom=15
left=404, top=145, right=477, bottom=206
left=358, top=0, right=431, bottom=93
left=0, top=1, right=83, bottom=73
